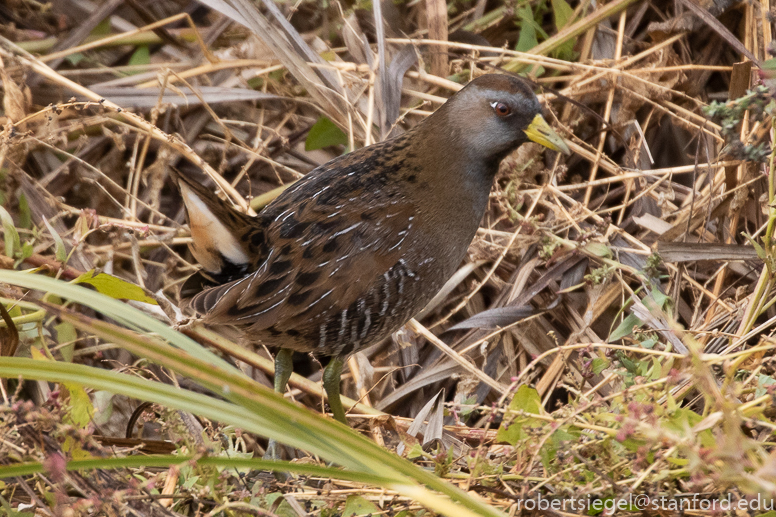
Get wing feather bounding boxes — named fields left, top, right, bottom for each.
left=189, top=157, right=416, bottom=334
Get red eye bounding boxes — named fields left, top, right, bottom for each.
left=491, top=101, right=511, bottom=117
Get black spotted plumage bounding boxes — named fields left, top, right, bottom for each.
left=177, top=132, right=428, bottom=356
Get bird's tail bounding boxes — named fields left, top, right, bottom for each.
left=170, top=168, right=254, bottom=278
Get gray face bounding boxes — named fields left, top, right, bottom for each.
left=444, top=75, right=543, bottom=161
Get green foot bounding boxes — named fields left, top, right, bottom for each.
left=323, top=356, right=348, bottom=425
left=263, top=349, right=294, bottom=462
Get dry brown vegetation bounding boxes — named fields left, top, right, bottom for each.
left=1, top=0, right=776, bottom=515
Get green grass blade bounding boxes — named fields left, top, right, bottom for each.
left=0, top=269, right=236, bottom=373
left=0, top=358, right=503, bottom=517
left=0, top=455, right=399, bottom=486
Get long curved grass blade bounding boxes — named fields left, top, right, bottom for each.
left=45, top=304, right=384, bottom=471
left=0, top=269, right=236, bottom=373
left=0, top=455, right=398, bottom=485
left=0, top=358, right=503, bottom=517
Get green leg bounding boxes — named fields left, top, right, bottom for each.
left=273, top=348, right=294, bottom=393
left=264, top=348, right=294, bottom=460
left=322, top=356, right=348, bottom=425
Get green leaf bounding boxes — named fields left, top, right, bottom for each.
left=551, top=428, right=579, bottom=443
left=551, top=0, right=575, bottom=29
left=17, top=193, right=31, bottom=229
left=496, top=386, right=543, bottom=446
left=55, top=321, right=78, bottom=362
left=128, top=45, right=150, bottom=71
left=515, top=6, right=540, bottom=53
left=91, top=18, right=112, bottom=36
left=549, top=0, right=577, bottom=60
left=508, top=385, right=542, bottom=413
left=0, top=454, right=397, bottom=486
left=127, top=45, right=151, bottom=75
left=92, top=390, right=115, bottom=426
left=305, top=116, right=348, bottom=151
left=539, top=438, right=556, bottom=472
left=756, top=374, right=776, bottom=398
left=320, top=50, right=337, bottom=61
left=584, top=241, right=612, bottom=258
left=664, top=408, right=715, bottom=448
left=73, top=271, right=157, bottom=305
left=60, top=380, right=97, bottom=460
left=617, top=351, right=638, bottom=373
left=181, top=474, right=199, bottom=490
left=650, top=287, right=673, bottom=312
left=407, top=443, right=424, bottom=459
left=63, top=382, right=94, bottom=428
left=591, top=357, right=610, bottom=375
left=0, top=205, right=20, bottom=257
left=342, top=495, right=380, bottom=516
left=666, top=456, right=688, bottom=466
left=0, top=357, right=501, bottom=517
left=460, top=395, right=478, bottom=416
left=65, top=53, right=86, bottom=66
left=610, top=313, right=642, bottom=341
left=742, top=231, right=768, bottom=261
left=20, top=241, right=33, bottom=261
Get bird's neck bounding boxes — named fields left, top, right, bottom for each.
left=409, top=114, right=499, bottom=214
left=394, top=116, right=499, bottom=255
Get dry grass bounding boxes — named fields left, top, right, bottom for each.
left=1, top=0, right=776, bottom=515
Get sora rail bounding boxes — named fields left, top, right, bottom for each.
left=175, top=73, right=569, bottom=428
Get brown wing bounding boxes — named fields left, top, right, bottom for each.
left=189, top=164, right=416, bottom=333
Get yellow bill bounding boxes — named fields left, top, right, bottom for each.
left=525, top=114, right=571, bottom=155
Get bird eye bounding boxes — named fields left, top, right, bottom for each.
left=490, top=101, right=511, bottom=117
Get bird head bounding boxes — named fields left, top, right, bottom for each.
left=440, top=74, right=570, bottom=162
